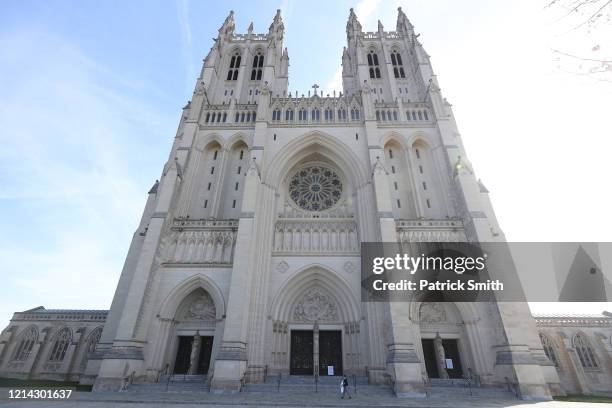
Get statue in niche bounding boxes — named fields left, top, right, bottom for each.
left=184, top=292, right=216, bottom=320
left=293, top=288, right=338, bottom=323
left=419, top=302, right=447, bottom=323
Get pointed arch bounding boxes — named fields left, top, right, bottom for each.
left=48, top=327, right=72, bottom=362
left=269, top=264, right=360, bottom=324
left=264, top=131, right=369, bottom=190
left=194, top=133, right=224, bottom=153
left=12, top=325, right=38, bottom=361
left=225, top=131, right=253, bottom=150
left=158, top=274, right=225, bottom=320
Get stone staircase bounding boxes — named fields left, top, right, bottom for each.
left=127, top=374, right=210, bottom=393
left=425, top=378, right=517, bottom=399
left=244, top=374, right=393, bottom=396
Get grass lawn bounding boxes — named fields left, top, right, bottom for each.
left=554, top=394, right=612, bottom=403
left=0, top=377, right=92, bottom=392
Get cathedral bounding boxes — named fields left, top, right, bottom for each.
left=1, top=8, right=611, bottom=399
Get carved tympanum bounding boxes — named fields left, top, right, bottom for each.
left=293, top=288, right=338, bottom=323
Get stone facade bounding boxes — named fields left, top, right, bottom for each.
left=0, top=307, right=106, bottom=383
left=1, top=8, right=611, bottom=400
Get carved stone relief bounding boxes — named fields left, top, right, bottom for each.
left=184, top=292, right=216, bottom=321
left=292, top=288, right=339, bottom=323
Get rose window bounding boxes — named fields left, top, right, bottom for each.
left=288, top=165, right=342, bottom=211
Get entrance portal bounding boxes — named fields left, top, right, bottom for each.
left=319, top=330, right=342, bottom=376
left=290, top=330, right=313, bottom=375
left=173, top=335, right=214, bottom=375
left=421, top=339, right=463, bottom=379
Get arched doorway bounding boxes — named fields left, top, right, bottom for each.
left=269, top=267, right=361, bottom=377
left=156, top=276, right=226, bottom=378
left=171, top=288, right=217, bottom=375
left=417, top=301, right=477, bottom=380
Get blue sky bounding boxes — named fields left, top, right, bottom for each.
left=1, top=0, right=610, bottom=328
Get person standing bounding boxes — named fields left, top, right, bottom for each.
left=340, top=375, right=351, bottom=399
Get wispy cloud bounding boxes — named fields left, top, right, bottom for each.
left=0, top=27, right=173, bottom=328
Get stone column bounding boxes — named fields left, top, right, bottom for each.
left=188, top=332, right=202, bottom=375
left=433, top=333, right=448, bottom=379
left=313, top=323, right=319, bottom=376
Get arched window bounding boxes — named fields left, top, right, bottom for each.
left=80, top=327, right=103, bottom=368
left=375, top=110, right=380, bottom=121
left=49, top=328, right=72, bottom=362
left=251, top=51, right=264, bottom=80
left=272, top=108, right=281, bottom=121
left=406, top=111, right=411, bottom=121
left=367, top=50, right=381, bottom=79
left=391, top=50, right=405, bottom=78
left=539, top=333, right=559, bottom=367
left=12, top=326, right=38, bottom=361
left=298, top=108, right=307, bottom=121
left=338, top=108, right=347, bottom=121
left=311, top=108, right=320, bottom=122
left=285, top=109, right=294, bottom=121
left=574, top=333, right=598, bottom=369
left=227, top=51, right=241, bottom=80
left=352, top=108, right=360, bottom=120
left=324, top=108, right=334, bottom=122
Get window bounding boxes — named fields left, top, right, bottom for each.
left=227, top=51, right=241, bottom=80
left=251, top=51, right=264, bottom=80
left=49, top=328, right=72, bottom=362
left=237, top=166, right=241, bottom=174
left=539, top=334, right=559, bottom=367
left=232, top=199, right=237, bottom=208
left=391, top=50, right=405, bottom=78
left=389, top=149, right=393, bottom=159
left=299, top=108, right=307, bottom=121
left=367, top=50, right=381, bottom=79
left=426, top=199, right=431, bottom=208
left=210, top=167, right=215, bottom=175
left=235, top=182, right=239, bottom=191
left=213, top=150, right=218, bottom=160
left=311, top=108, right=320, bottom=122
left=12, top=326, right=37, bottom=361
left=324, top=108, right=334, bottom=122
left=574, top=333, right=598, bottom=369
left=204, top=199, right=208, bottom=208
left=394, top=181, right=398, bottom=190
left=285, top=109, right=294, bottom=121
left=397, top=199, right=401, bottom=208
left=375, top=111, right=380, bottom=121
left=239, top=150, right=244, bottom=160
left=424, top=110, right=429, bottom=120
left=393, top=111, right=398, bottom=121
left=355, top=133, right=359, bottom=140
left=415, top=149, right=420, bottom=159
left=274, top=134, right=277, bottom=141
left=419, top=165, right=423, bottom=173
left=207, top=182, right=212, bottom=191
left=391, top=165, right=395, bottom=174
left=422, top=182, right=427, bottom=190
left=338, top=108, right=347, bottom=121
left=272, top=108, right=281, bottom=121
left=205, top=113, right=210, bottom=123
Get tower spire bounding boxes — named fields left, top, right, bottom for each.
left=396, top=6, right=414, bottom=35
left=268, top=9, right=284, bottom=42
left=346, top=8, right=362, bottom=39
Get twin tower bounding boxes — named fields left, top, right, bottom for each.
left=84, top=8, right=560, bottom=399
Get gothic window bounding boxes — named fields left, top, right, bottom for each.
left=338, top=108, right=347, bottom=121
left=424, top=110, right=429, bottom=120
left=235, top=113, right=239, bottom=122
left=251, top=51, right=264, bottom=80
left=376, top=110, right=380, bottom=121
left=252, top=111, right=257, bottom=121
left=539, top=333, right=559, bottom=367
left=311, top=108, right=320, bottom=122
left=406, top=111, right=411, bottom=121
left=285, top=109, right=294, bottom=121
left=391, top=50, right=405, bottom=78
left=298, top=108, right=307, bottom=121
left=288, top=165, right=343, bottom=211
left=393, top=111, right=398, bottom=121
left=574, top=333, right=598, bottom=369
left=272, top=108, right=281, bottom=121
left=227, top=51, right=241, bottom=80
left=426, top=199, right=431, bottom=208
left=412, top=111, right=417, bottom=120
left=352, top=108, right=360, bottom=120
left=324, top=108, right=334, bottom=122
left=418, top=111, right=423, bottom=120
left=367, top=50, right=381, bottom=79
left=213, top=150, right=218, bottom=160
left=205, top=113, right=210, bottom=122
left=85, top=328, right=102, bottom=354
left=12, top=326, right=37, bottom=361
left=239, top=150, right=244, bottom=160
left=49, top=328, right=71, bottom=362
